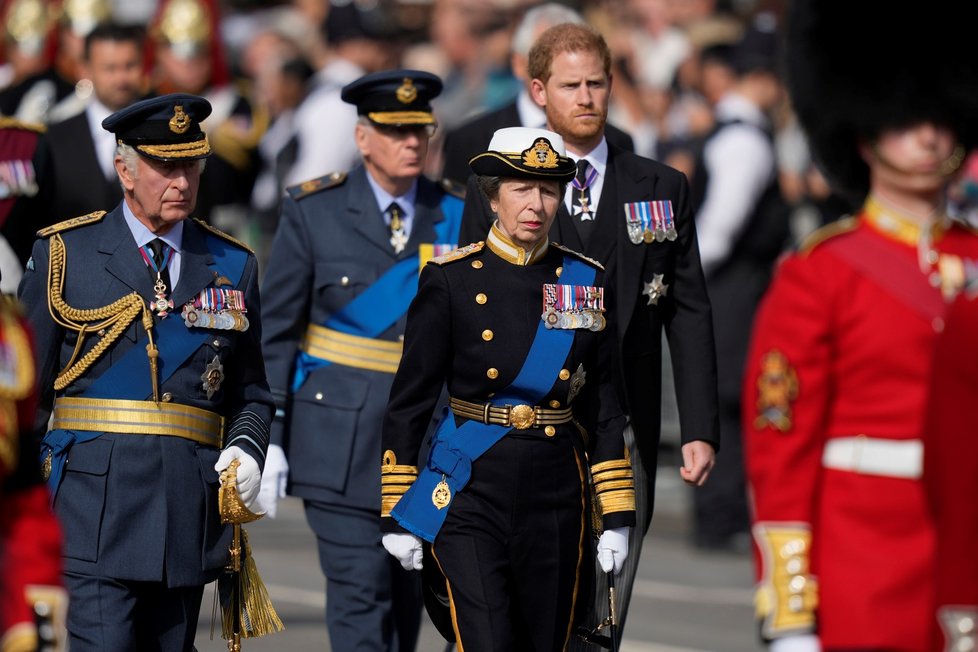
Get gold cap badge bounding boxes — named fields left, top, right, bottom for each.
left=396, top=78, right=418, bottom=104
left=169, top=105, right=190, bottom=134
left=522, top=138, right=559, bottom=169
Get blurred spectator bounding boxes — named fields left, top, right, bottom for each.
left=46, top=22, right=146, bottom=223
left=283, top=0, right=399, bottom=188
left=440, top=2, right=634, bottom=186
left=149, top=0, right=268, bottom=231
left=689, top=10, right=788, bottom=552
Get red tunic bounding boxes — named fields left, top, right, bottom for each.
left=743, top=203, right=978, bottom=651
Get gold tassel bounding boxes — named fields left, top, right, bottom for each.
left=238, top=529, right=284, bottom=637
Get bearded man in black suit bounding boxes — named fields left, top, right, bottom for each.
left=458, top=23, right=720, bottom=646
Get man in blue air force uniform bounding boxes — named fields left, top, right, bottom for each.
left=17, top=93, right=273, bottom=651
left=259, top=70, right=464, bottom=652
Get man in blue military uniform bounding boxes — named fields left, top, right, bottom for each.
left=259, top=69, right=463, bottom=652
left=17, top=93, right=273, bottom=651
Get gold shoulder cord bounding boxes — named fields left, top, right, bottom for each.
left=46, top=234, right=163, bottom=401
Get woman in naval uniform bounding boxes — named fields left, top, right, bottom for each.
left=379, top=127, right=635, bottom=652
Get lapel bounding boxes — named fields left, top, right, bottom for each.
left=170, top=219, right=218, bottom=309
left=611, top=148, right=656, bottom=342
left=586, top=164, right=618, bottom=265
left=349, top=166, right=397, bottom=259
left=402, top=177, right=445, bottom=257
left=551, top=203, right=582, bottom=251
left=100, top=204, right=156, bottom=303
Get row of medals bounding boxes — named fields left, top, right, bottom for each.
left=542, top=307, right=606, bottom=331
left=181, top=302, right=249, bottom=331
left=628, top=222, right=678, bottom=245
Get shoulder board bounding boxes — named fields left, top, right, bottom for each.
left=37, top=210, right=107, bottom=238
left=286, top=172, right=347, bottom=200
left=0, top=116, right=45, bottom=133
left=440, top=177, right=466, bottom=200
left=193, top=218, right=255, bottom=255
left=798, top=216, right=858, bottom=255
left=430, top=241, right=485, bottom=265
left=551, top=242, right=605, bottom=271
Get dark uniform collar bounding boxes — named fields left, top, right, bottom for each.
left=486, top=221, right=549, bottom=266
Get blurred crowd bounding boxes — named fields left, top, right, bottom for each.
left=0, top=0, right=856, bottom=268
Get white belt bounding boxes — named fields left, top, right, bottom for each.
left=822, top=437, right=923, bottom=479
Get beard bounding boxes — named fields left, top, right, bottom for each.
left=545, top=108, right=607, bottom=145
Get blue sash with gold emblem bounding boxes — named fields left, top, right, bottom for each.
left=292, top=195, right=463, bottom=389
left=41, top=233, right=249, bottom=497
left=391, top=254, right=595, bottom=542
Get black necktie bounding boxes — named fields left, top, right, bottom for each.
left=573, top=159, right=596, bottom=242
left=146, top=238, right=172, bottom=298
left=388, top=202, right=407, bottom=254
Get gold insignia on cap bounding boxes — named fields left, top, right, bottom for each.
left=396, top=78, right=418, bottom=104
left=169, top=105, right=190, bottom=134
left=522, top=138, right=559, bottom=169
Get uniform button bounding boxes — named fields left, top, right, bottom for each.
left=471, top=260, right=483, bottom=269
left=926, top=249, right=940, bottom=265
left=544, top=426, right=556, bottom=437
left=556, top=266, right=563, bottom=277
left=476, top=293, right=487, bottom=304
left=482, top=329, right=494, bottom=341
left=549, top=400, right=561, bottom=408
left=487, top=368, right=499, bottom=379
left=315, top=392, right=324, bottom=400
left=785, top=558, right=802, bottom=575
left=341, top=276, right=350, bottom=286
left=559, top=369, right=570, bottom=380
left=161, top=392, right=173, bottom=402
left=97, top=328, right=107, bottom=337
left=787, top=595, right=804, bottom=613
left=398, top=334, right=405, bottom=341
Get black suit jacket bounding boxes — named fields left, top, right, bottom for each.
left=441, top=100, right=636, bottom=185
left=458, top=144, right=720, bottom=493
left=46, top=112, right=122, bottom=221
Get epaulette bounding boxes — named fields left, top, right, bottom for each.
left=0, top=116, right=45, bottom=133
left=440, top=177, right=466, bottom=200
left=286, top=172, right=347, bottom=200
left=798, top=216, right=858, bottom=255
left=551, top=242, right=605, bottom=271
left=37, top=211, right=107, bottom=238
left=193, top=218, right=255, bottom=255
left=430, top=241, right=485, bottom=265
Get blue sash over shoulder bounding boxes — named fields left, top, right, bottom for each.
left=391, top=254, right=595, bottom=542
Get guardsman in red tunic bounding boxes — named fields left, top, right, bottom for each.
left=743, top=2, right=978, bottom=651
left=0, top=295, right=65, bottom=652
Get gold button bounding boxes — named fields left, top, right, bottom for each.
left=476, top=293, right=487, bottom=305
left=340, top=276, right=350, bottom=286
left=559, top=369, right=570, bottom=380
left=487, top=368, right=499, bottom=379
left=544, top=426, right=556, bottom=437
left=97, top=328, right=107, bottom=337
left=549, top=400, right=561, bottom=408
left=315, top=392, right=324, bottom=400
left=471, top=260, right=483, bottom=269
left=556, top=266, right=563, bottom=277
left=161, top=392, right=173, bottom=402
left=482, top=329, right=494, bottom=341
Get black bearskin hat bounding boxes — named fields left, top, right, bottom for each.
left=786, top=0, right=978, bottom=201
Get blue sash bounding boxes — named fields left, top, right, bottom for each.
left=292, top=195, right=463, bottom=390
left=41, top=233, right=249, bottom=498
left=391, top=254, right=596, bottom=542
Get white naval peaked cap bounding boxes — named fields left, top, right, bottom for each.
left=487, top=127, right=567, bottom=155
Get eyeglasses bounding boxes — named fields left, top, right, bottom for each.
left=371, top=123, right=438, bottom=139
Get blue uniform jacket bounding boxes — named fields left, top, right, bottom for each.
left=261, top=166, right=463, bottom=510
left=18, top=205, right=273, bottom=587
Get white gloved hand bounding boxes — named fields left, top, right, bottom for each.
left=257, top=444, right=289, bottom=518
left=769, top=634, right=821, bottom=652
left=215, top=446, right=262, bottom=511
left=596, top=527, right=630, bottom=575
left=382, top=533, right=423, bottom=571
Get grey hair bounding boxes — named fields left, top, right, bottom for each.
left=115, top=142, right=206, bottom=189
left=512, top=3, right=584, bottom=57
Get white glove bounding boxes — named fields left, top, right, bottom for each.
left=382, top=533, right=423, bottom=571
left=257, top=444, right=289, bottom=518
left=215, top=446, right=262, bottom=511
left=596, top=527, right=630, bottom=575
left=770, top=634, right=821, bottom=652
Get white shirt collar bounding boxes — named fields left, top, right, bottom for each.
left=517, top=89, right=546, bottom=128
left=122, top=200, right=184, bottom=252
left=566, top=136, right=609, bottom=177
left=365, top=169, right=418, bottom=224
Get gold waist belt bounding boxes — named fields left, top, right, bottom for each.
left=52, top=397, right=224, bottom=448
left=449, top=397, right=574, bottom=430
left=301, top=324, right=402, bottom=374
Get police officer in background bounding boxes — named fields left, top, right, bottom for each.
left=18, top=93, right=272, bottom=651
left=259, top=70, right=463, bottom=652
